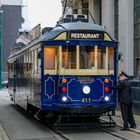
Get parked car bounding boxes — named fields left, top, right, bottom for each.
left=2, top=80, right=8, bottom=88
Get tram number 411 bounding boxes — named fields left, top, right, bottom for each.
left=81, top=98, right=91, bottom=103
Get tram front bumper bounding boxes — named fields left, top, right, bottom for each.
left=53, top=103, right=116, bottom=114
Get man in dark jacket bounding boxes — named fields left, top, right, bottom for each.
left=111, top=71, right=136, bottom=130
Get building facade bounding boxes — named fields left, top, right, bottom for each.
left=1, top=0, right=22, bottom=82
left=134, top=0, right=140, bottom=76
left=0, top=10, right=3, bottom=88
left=62, top=0, right=140, bottom=76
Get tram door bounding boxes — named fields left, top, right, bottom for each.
left=43, top=47, right=58, bottom=103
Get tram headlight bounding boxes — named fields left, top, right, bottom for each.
left=83, top=86, right=90, bottom=94
left=62, top=96, right=68, bottom=102
left=104, top=96, right=109, bottom=101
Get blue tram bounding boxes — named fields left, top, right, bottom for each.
left=8, top=19, right=118, bottom=123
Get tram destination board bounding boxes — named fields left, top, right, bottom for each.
left=67, top=30, right=104, bottom=41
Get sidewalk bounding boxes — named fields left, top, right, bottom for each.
left=113, top=111, right=140, bottom=132
left=0, top=89, right=9, bottom=140
left=0, top=124, right=9, bottom=140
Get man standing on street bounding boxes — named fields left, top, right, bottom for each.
left=111, top=71, right=136, bottom=130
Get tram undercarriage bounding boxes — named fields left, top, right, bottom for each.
left=27, top=103, right=116, bottom=127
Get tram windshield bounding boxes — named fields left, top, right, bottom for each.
left=79, top=46, right=110, bottom=69
left=80, top=46, right=95, bottom=69
left=44, top=45, right=114, bottom=75
left=62, top=45, right=114, bottom=70
left=62, top=46, right=76, bottom=69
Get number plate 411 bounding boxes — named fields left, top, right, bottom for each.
left=81, top=98, right=91, bottom=103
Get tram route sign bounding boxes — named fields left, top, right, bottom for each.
left=77, top=77, right=95, bottom=84
left=67, top=30, right=104, bottom=40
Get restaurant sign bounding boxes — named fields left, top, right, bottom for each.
left=68, top=31, right=104, bottom=40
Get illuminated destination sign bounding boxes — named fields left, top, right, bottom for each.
left=71, top=33, right=100, bottom=39
left=68, top=31, right=104, bottom=40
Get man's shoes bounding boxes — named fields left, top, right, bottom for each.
left=130, top=125, right=136, bottom=129
left=120, top=127, right=129, bottom=131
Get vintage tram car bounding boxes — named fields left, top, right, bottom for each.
left=8, top=16, right=118, bottom=124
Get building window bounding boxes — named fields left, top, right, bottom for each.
left=134, top=0, right=140, bottom=75
left=82, top=0, right=88, bottom=16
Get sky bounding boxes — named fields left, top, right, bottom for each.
left=22, top=0, right=62, bottom=30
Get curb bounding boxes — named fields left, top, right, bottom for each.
left=116, top=122, right=140, bottom=134
left=101, top=116, right=140, bottom=134
left=115, top=111, right=140, bottom=133
left=0, top=124, right=9, bottom=140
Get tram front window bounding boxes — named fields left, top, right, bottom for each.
left=97, top=47, right=106, bottom=69
left=80, top=46, right=95, bottom=69
left=108, top=47, right=114, bottom=70
left=44, top=48, right=56, bottom=70
left=60, top=45, right=114, bottom=74
left=62, top=46, right=76, bottom=69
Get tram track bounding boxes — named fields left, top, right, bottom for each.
left=33, top=112, right=140, bottom=140
left=48, top=122, right=125, bottom=140
left=48, top=121, right=140, bottom=140
left=98, top=127, right=127, bottom=140
left=32, top=113, right=140, bottom=140
left=49, top=127, right=70, bottom=140
left=51, top=126, right=128, bottom=140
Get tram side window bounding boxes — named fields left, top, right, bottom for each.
left=31, top=51, right=34, bottom=74
left=97, top=47, right=106, bottom=69
left=62, top=46, right=76, bottom=69
left=44, top=48, right=56, bottom=70
left=29, top=52, right=32, bottom=73
left=80, top=46, right=95, bottom=69
left=34, top=49, right=38, bottom=74
left=8, top=63, right=13, bottom=78
left=38, top=48, right=41, bottom=74
left=108, top=47, right=114, bottom=70
left=19, top=56, right=24, bottom=77
left=23, top=54, right=28, bottom=74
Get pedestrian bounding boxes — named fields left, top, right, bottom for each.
left=111, top=71, right=136, bottom=130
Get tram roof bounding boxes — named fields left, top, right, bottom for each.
left=41, top=22, right=116, bottom=42
left=57, top=22, right=104, bottom=31
left=8, top=22, right=118, bottom=60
